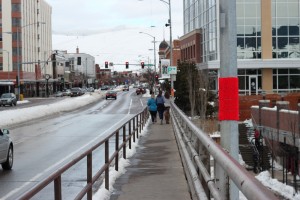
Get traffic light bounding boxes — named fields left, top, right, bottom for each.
left=141, top=62, right=144, bottom=69
left=105, top=61, right=108, bottom=68
left=155, top=75, right=159, bottom=82
left=125, top=61, right=129, bottom=69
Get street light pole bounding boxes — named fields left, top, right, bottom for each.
left=160, top=0, right=173, bottom=95
left=139, top=32, right=156, bottom=94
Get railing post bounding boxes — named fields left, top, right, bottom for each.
left=123, top=125, right=126, bottom=158
left=133, top=117, right=136, bottom=143
left=87, top=153, right=92, bottom=200
left=54, top=175, right=62, bottom=200
left=115, top=131, right=119, bottom=171
left=129, top=120, right=132, bottom=149
left=136, top=114, right=142, bottom=138
left=105, top=140, right=109, bottom=190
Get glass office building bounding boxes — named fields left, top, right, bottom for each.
left=183, top=0, right=300, bottom=94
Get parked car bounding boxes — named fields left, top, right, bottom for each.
left=101, top=85, right=110, bottom=90
left=0, top=93, right=17, bottom=106
left=70, top=87, right=83, bottom=97
left=106, top=90, right=117, bottom=100
left=87, top=87, right=95, bottom=92
left=0, top=129, right=13, bottom=170
left=62, top=89, right=71, bottom=96
left=54, top=91, right=63, bottom=97
left=136, top=87, right=146, bottom=95
left=122, top=85, right=129, bottom=91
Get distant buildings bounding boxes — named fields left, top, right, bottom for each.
left=0, top=0, right=52, bottom=97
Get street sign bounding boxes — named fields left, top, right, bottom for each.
left=167, top=66, right=177, bottom=74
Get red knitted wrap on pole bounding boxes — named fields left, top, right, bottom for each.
left=218, top=77, right=239, bottom=121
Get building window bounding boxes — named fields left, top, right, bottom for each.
left=273, top=68, right=300, bottom=91
left=0, top=63, right=3, bottom=71
left=237, top=0, right=262, bottom=59
left=12, top=18, right=21, bottom=27
left=11, top=3, right=21, bottom=12
left=272, top=0, right=300, bottom=58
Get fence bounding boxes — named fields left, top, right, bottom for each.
left=171, top=101, right=277, bottom=200
left=18, top=107, right=149, bottom=200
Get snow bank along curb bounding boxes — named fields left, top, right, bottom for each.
left=0, top=92, right=104, bottom=127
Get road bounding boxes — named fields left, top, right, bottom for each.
left=0, top=89, right=147, bottom=200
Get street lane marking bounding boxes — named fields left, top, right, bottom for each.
left=140, top=99, right=144, bottom=107
left=128, top=99, right=132, bottom=114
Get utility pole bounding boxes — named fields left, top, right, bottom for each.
left=216, top=0, right=239, bottom=199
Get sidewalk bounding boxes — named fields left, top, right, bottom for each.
left=109, top=121, right=191, bottom=200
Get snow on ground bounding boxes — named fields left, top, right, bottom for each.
left=93, top=118, right=151, bottom=200
left=256, top=171, right=300, bottom=199
left=0, top=91, right=104, bottom=127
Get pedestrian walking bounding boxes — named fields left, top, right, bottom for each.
left=147, top=94, right=157, bottom=123
left=164, top=91, right=171, bottom=124
left=156, top=90, right=165, bottom=124
left=254, top=128, right=260, bottom=148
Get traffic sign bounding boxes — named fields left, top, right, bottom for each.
left=167, top=66, right=177, bottom=74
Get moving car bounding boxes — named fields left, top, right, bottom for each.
left=136, top=87, right=146, bottom=95
left=0, top=93, right=17, bottom=106
left=0, top=129, right=13, bottom=170
left=122, top=85, right=129, bottom=91
left=106, top=90, right=117, bottom=100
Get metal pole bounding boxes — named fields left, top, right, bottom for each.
left=85, top=57, right=88, bottom=87
left=168, top=0, right=172, bottom=66
left=217, top=0, right=239, bottom=199
left=154, top=36, right=156, bottom=94
left=17, top=27, right=20, bottom=100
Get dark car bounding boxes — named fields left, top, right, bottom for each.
left=101, top=85, right=110, bottom=90
left=106, top=90, right=117, bottom=100
left=0, top=129, right=13, bottom=170
left=70, top=87, right=83, bottom=97
left=0, top=93, right=17, bottom=106
left=136, top=87, right=146, bottom=95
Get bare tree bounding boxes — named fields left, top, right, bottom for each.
left=186, top=63, right=197, bottom=117
left=196, top=69, right=209, bottom=120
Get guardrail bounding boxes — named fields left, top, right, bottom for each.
left=18, top=107, right=149, bottom=200
left=170, top=101, right=278, bottom=200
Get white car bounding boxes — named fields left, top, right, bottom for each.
left=0, top=129, right=13, bottom=170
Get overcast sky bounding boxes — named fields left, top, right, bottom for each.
left=46, top=0, right=183, bottom=72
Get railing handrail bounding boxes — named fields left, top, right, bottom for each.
left=171, top=101, right=278, bottom=200
left=18, top=106, right=149, bottom=200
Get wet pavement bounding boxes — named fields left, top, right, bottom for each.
left=110, top=121, right=191, bottom=200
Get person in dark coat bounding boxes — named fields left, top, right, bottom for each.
left=254, top=128, right=260, bottom=148
left=156, top=90, right=165, bottom=124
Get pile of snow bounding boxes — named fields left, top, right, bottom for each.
left=0, top=92, right=104, bottom=127
left=256, top=171, right=300, bottom=199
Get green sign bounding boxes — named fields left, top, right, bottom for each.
left=167, top=66, right=177, bottom=74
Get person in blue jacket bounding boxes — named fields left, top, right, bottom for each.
left=147, top=94, right=157, bottom=123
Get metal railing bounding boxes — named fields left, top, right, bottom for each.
left=170, top=101, right=278, bottom=200
left=18, top=107, right=149, bottom=200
